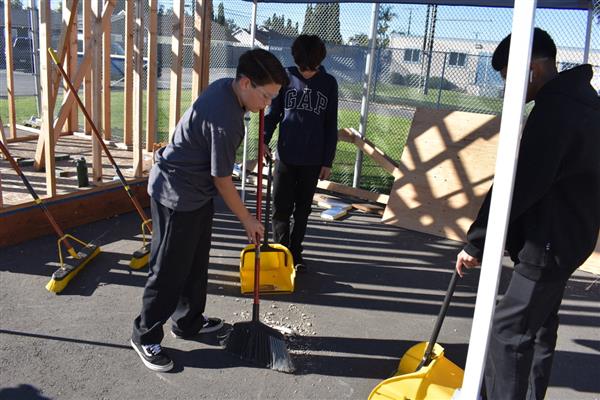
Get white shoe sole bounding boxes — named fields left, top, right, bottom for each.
left=130, top=339, right=174, bottom=372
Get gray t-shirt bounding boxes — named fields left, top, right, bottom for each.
left=148, top=78, right=244, bottom=211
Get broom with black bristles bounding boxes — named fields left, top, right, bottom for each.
left=222, top=109, right=294, bottom=373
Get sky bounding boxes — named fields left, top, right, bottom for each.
left=221, top=1, right=599, bottom=51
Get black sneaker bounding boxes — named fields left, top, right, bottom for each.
left=171, top=316, right=224, bottom=339
left=130, top=339, right=173, bottom=372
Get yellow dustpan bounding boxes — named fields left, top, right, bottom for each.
left=240, top=154, right=296, bottom=294
left=240, top=242, right=295, bottom=293
left=369, top=270, right=464, bottom=400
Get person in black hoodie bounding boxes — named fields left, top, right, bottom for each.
left=264, top=35, right=338, bottom=271
left=455, top=28, right=600, bottom=400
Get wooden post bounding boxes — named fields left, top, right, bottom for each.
left=132, top=0, right=144, bottom=177
left=123, top=0, right=134, bottom=147
left=102, top=0, right=114, bottom=140
left=0, top=116, right=6, bottom=145
left=83, top=0, right=92, bottom=135
left=146, top=0, right=159, bottom=152
left=200, top=0, right=212, bottom=93
left=91, top=0, right=103, bottom=182
left=34, top=0, right=79, bottom=168
left=40, top=2, right=114, bottom=159
left=0, top=116, right=4, bottom=205
left=39, top=0, right=57, bottom=196
left=4, top=0, right=17, bottom=140
left=67, top=0, right=79, bottom=133
left=168, top=0, right=185, bottom=140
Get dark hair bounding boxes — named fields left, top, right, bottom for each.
left=236, top=49, right=288, bottom=86
left=292, top=35, right=326, bottom=71
left=491, top=27, right=557, bottom=71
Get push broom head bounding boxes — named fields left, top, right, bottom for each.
left=129, top=243, right=150, bottom=270
left=46, top=244, right=101, bottom=293
left=223, top=319, right=295, bottom=373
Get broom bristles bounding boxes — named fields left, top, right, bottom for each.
left=223, top=321, right=295, bottom=373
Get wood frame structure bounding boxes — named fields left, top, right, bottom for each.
left=1, top=0, right=214, bottom=244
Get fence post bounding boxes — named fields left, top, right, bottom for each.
left=436, top=52, right=447, bottom=109
left=352, top=2, right=379, bottom=189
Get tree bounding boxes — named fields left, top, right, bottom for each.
left=301, top=4, right=314, bottom=35
left=263, top=13, right=298, bottom=37
left=10, top=0, right=24, bottom=8
left=327, top=3, right=343, bottom=44
left=348, top=33, right=369, bottom=47
left=303, top=3, right=341, bottom=44
left=377, top=5, right=397, bottom=47
left=216, top=2, right=225, bottom=25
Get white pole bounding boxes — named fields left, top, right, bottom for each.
left=582, top=1, right=593, bottom=64
left=457, top=1, right=537, bottom=399
left=352, top=2, right=379, bottom=188
left=241, top=0, right=258, bottom=203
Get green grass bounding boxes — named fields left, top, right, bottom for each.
left=340, top=82, right=504, bottom=115
left=2, top=88, right=411, bottom=193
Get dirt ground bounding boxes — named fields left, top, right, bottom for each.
left=1, top=197, right=599, bottom=400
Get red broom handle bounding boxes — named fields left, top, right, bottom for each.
left=253, top=110, right=265, bottom=306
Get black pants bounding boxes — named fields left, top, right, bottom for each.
left=484, top=268, right=567, bottom=400
left=271, top=160, right=321, bottom=260
left=132, top=197, right=213, bottom=345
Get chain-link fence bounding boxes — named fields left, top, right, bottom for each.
left=2, top=1, right=599, bottom=194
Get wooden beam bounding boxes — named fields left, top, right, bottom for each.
left=33, top=0, right=78, bottom=166
left=0, top=118, right=4, bottom=213
left=339, top=127, right=402, bottom=178
left=66, top=0, right=79, bottom=133
left=83, top=0, right=92, bottom=135
left=0, top=178, right=150, bottom=248
left=51, top=0, right=79, bottom=112
left=91, top=0, right=103, bottom=183
left=200, top=0, right=212, bottom=93
left=123, top=0, right=134, bottom=147
left=39, top=0, right=57, bottom=196
left=7, top=135, right=40, bottom=144
left=34, top=0, right=115, bottom=169
left=0, top=116, right=6, bottom=145
left=191, top=0, right=211, bottom=99
left=317, top=180, right=389, bottom=205
left=145, top=0, right=159, bottom=152
left=4, top=0, right=17, bottom=140
left=132, top=0, right=144, bottom=177
left=168, top=0, right=185, bottom=139
left=102, top=0, right=113, bottom=140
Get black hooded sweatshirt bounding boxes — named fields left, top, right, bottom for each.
left=464, top=64, right=600, bottom=281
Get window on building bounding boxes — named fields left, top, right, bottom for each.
left=404, top=49, right=420, bottom=63
left=448, top=52, right=467, bottom=67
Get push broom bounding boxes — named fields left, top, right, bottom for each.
left=222, top=109, right=294, bottom=373
left=48, top=48, right=151, bottom=270
left=0, top=140, right=100, bottom=293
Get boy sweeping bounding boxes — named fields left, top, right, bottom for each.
left=264, top=35, right=339, bottom=272
left=131, top=49, right=288, bottom=372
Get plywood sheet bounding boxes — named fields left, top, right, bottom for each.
left=382, top=107, right=600, bottom=274
left=383, top=108, right=500, bottom=242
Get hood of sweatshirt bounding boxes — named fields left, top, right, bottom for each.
left=537, top=64, right=600, bottom=110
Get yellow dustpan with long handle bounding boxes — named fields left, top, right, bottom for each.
left=239, top=112, right=295, bottom=294
left=369, top=270, right=464, bottom=400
